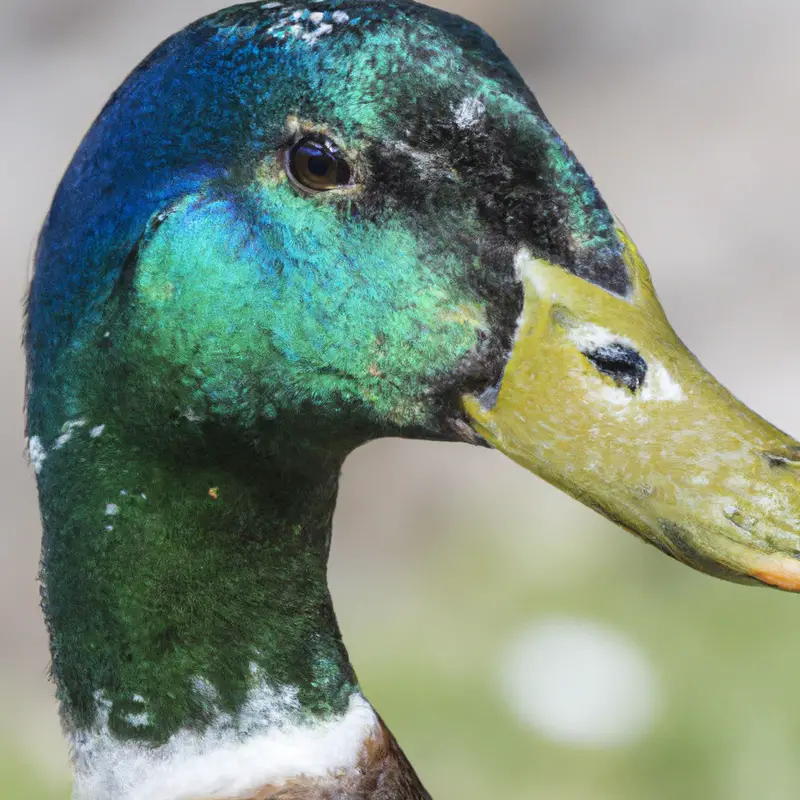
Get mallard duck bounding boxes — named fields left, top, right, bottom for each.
left=25, top=1, right=800, bottom=798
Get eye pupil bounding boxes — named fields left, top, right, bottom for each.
left=288, top=136, right=352, bottom=192
left=307, top=155, right=331, bottom=177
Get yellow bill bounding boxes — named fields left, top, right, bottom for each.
left=464, top=230, right=800, bottom=591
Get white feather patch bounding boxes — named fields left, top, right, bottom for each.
left=28, top=436, right=47, bottom=474
left=54, top=418, right=88, bottom=450
left=71, top=687, right=378, bottom=800
left=454, top=97, right=486, bottom=129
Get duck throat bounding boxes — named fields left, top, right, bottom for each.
left=33, top=417, right=376, bottom=798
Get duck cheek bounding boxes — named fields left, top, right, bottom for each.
left=462, top=242, right=800, bottom=592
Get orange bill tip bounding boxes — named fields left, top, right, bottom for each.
left=750, top=559, right=800, bottom=593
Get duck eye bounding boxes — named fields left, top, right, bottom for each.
left=287, top=136, right=352, bottom=192
left=584, top=343, right=648, bottom=393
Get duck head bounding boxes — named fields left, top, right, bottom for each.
left=28, top=2, right=800, bottom=704
left=27, top=3, right=800, bottom=795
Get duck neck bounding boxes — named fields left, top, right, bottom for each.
left=36, top=415, right=363, bottom=748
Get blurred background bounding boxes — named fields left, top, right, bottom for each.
left=3, top=0, right=800, bottom=797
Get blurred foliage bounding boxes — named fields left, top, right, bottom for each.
left=0, top=749, right=68, bottom=799
left=344, top=515, right=800, bottom=800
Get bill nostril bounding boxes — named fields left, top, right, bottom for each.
left=583, top=343, right=648, bottom=394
